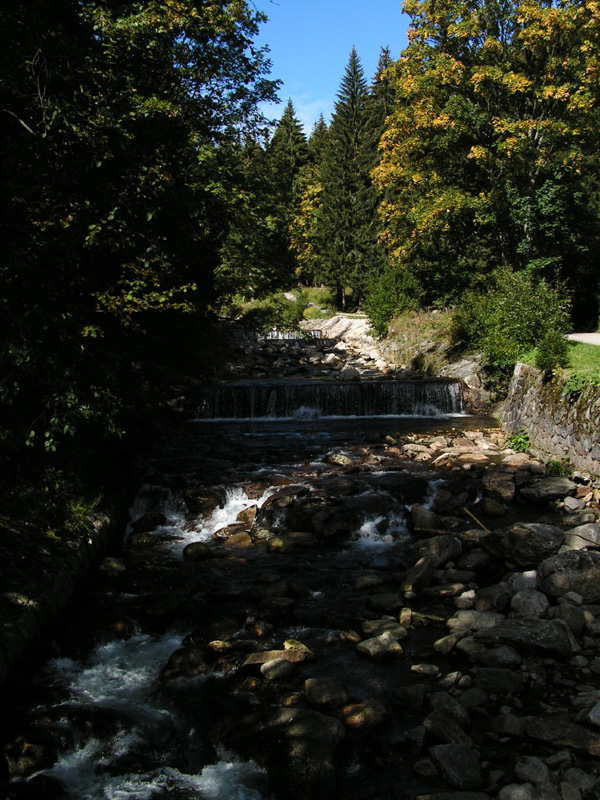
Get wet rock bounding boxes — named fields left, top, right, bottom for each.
left=525, top=714, right=600, bottom=755
left=130, top=512, right=167, bottom=533
left=222, top=706, right=345, bottom=800
left=266, top=532, right=318, bottom=552
left=414, top=535, right=463, bottom=568
left=304, top=678, right=348, bottom=709
left=537, top=550, right=600, bottom=602
left=260, top=658, right=297, bottom=680
left=430, top=692, right=471, bottom=728
left=356, top=631, right=404, bottom=660
left=482, top=523, right=564, bottom=568
left=479, top=497, right=506, bottom=516
left=236, top=505, right=258, bottom=526
left=160, top=647, right=211, bottom=680
left=474, top=585, right=510, bottom=613
left=222, top=531, right=253, bottom=548
left=326, top=452, right=353, bottom=467
left=182, top=541, right=212, bottom=561
left=474, top=618, right=578, bottom=656
left=242, top=648, right=306, bottom=668
left=474, top=667, right=524, bottom=695
left=519, top=477, right=577, bottom=504
left=340, top=697, right=390, bottom=730
left=428, top=743, right=484, bottom=790
left=482, top=472, right=516, bottom=503
left=361, top=619, right=408, bottom=640
left=410, top=504, right=445, bottom=535
left=447, top=610, right=506, bottom=634
left=400, top=556, right=435, bottom=596
left=368, top=592, right=403, bottom=612
left=514, top=755, right=550, bottom=785
left=423, top=710, right=473, bottom=744
left=547, top=603, right=587, bottom=636
left=476, top=645, right=522, bottom=668
left=182, top=485, right=227, bottom=516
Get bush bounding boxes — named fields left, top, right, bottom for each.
left=364, top=268, right=422, bottom=338
left=456, top=267, right=570, bottom=373
left=535, top=329, right=569, bottom=375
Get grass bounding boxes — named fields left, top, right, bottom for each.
left=522, top=340, right=600, bottom=383
left=386, top=309, right=459, bottom=372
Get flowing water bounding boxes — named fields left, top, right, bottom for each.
left=2, top=381, right=499, bottom=800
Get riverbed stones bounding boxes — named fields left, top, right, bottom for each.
left=518, top=476, right=577, bottom=504
left=537, top=550, right=600, bottom=602
left=473, top=618, right=578, bottom=656
left=428, top=743, right=484, bottom=790
left=482, top=523, right=564, bottom=568
left=356, top=631, right=404, bottom=660
left=304, top=678, right=348, bottom=709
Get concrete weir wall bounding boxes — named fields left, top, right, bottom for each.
left=503, top=362, right=600, bottom=476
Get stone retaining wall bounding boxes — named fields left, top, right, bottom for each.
left=503, top=362, right=600, bottom=476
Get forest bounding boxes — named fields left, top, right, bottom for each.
left=1, top=0, right=600, bottom=527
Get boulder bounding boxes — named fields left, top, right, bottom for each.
left=304, top=678, right=348, bottom=709
left=563, top=523, right=600, bottom=551
left=482, top=523, right=564, bottom=568
left=519, top=477, right=577, bottom=504
left=340, top=697, right=390, bottom=730
left=414, top=535, right=462, bottom=568
left=428, top=744, right=484, bottom=790
left=473, top=618, right=578, bottom=656
left=182, top=485, right=227, bottom=516
left=356, top=631, right=404, bottom=660
left=537, top=550, right=600, bottom=602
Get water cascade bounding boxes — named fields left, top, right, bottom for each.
left=195, top=378, right=464, bottom=420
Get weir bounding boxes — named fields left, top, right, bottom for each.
left=194, top=378, right=464, bottom=419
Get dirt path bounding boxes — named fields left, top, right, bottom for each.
left=567, top=332, right=600, bottom=345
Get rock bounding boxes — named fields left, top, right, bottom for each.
left=525, top=714, right=600, bottom=755
left=474, top=585, right=510, bottom=613
left=474, top=668, right=524, bottom=695
left=563, top=523, right=600, bottom=551
left=428, top=743, right=484, bottom=790
left=361, top=619, right=408, bottom=640
left=368, top=592, right=403, bottom=612
left=242, top=649, right=306, bottom=667
left=326, top=452, right=353, bottom=467
left=260, top=658, right=297, bottom=680
left=479, top=497, right=506, bottom=516
left=222, top=706, right=345, bottom=800
left=266, top=532, right=318, bottom=552
left=537, top=550, right=600, bottom=602
left=482, top=523, right=564, bottom=568
left=160, top=647, right=210, bottom=681
left=497, top=785, right=535, bottom=800
left=414, top=535, right=462, bottom=568
left=415, top=794, right=491, bottom=800
left=447, top=610, right=505, bottom=634
left=505, top=570, right=538, bottom=595
left=491, top=713, right=527, bottom=738
left=222, top=531, right=253, bottom=548
left=236, top=505, right=258, bottom=526
left=356, top=631, right=404, bottom=660
left=547, top=604, right=587, bottom=636
left=340, top=697, right=390, bottom=730
left=510, top=590, right=549, bottom=617
left=514, top=755, right=551, bottom=785
left=338, top=368, right=360, bottom=381
left=519, top=477, right=577, bottom=504
left=130, top=512, right=167, bottom=533
left=182, top=541, right=212, bottom=561
left=482, top=472, right=516, bottom=503
left=474, top=618, right=578, bottom=656
left=430, top=693, right=471, bottom=728
left=182, top=485, right=227, bottom=516
left=304, top=678, right=348, bottom=709
left=475, top=645, right=521, bottom=669
left=400, top=556, right=435, bottom=595
left=423, top=710, right=473, bottom=744
left=410, top=504, right=445, bottom=534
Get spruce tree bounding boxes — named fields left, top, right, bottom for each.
left=317, top=48, right=374, bottom=309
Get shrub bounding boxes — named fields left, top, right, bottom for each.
left=364, top=268, right=422, bottom=338
left=456, top=267, right=570, bottom=373
left=506, top=428, right=531, bottom=453
left=535, top=329, right=569, bottom=375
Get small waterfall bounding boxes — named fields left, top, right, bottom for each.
left=194, top=379, right=464, bottom=420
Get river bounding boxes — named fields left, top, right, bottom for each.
left=3, top=389, right=503, bottom=800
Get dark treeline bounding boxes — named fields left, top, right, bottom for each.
left=1, top=0, right=600, bottom=526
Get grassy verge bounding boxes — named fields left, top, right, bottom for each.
left=522, top=340, right=600, bottom=384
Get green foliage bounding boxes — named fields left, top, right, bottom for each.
left=364, top=268, right=422, bottom=338
left=506, top=429, right=531, bottom=453
left=456, top=267, right=570, bottom=373
left=236, top=293, right=308, bottom=333
left=545, top=458, right=572, bottom=478
left=535, top=330, right=570, bottom=375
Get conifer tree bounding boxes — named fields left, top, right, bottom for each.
left=316, top=48, right=370, bottom=309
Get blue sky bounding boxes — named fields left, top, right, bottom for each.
left=253, top=0, right=411, bottom=134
